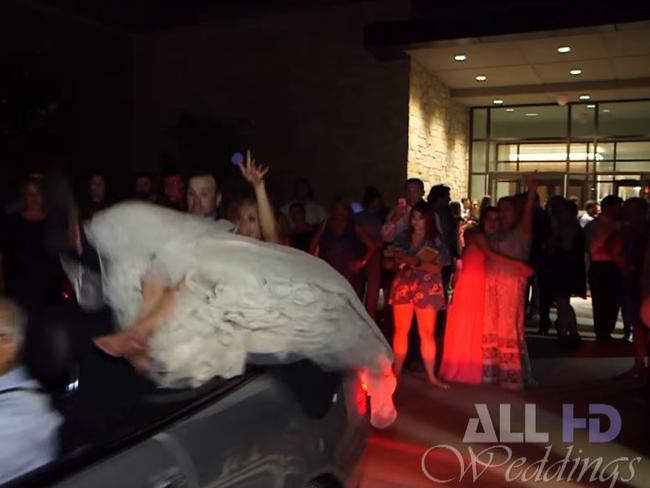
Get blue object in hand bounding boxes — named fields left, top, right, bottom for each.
left=231, top=152, right=244, bottom=166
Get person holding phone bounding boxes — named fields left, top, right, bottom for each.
left=385, top=201, right=450, bottom=389
left=380, top=178, right=426, bottom=244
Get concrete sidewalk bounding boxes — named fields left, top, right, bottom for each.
left=360, top=328, right=649, bottom=487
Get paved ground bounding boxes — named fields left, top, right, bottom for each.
left=359, top=299, right=650, bottom=487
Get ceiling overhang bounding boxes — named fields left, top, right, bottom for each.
left=364, top=1, right=650, bottom=60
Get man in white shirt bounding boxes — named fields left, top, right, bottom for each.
left=0, top=298, right=62, bottom=483
left=380, top=178, right=426, bottom=243
left=579, top=200, right=599, bottom=228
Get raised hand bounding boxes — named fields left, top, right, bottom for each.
left=526, top=173, right=539, bottom=193
left=239, top=150, right=269, bottom=188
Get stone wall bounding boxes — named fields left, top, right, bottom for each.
left=132, top=0, right=411, bottom=206
left=407, top=61, right=470, bottom=200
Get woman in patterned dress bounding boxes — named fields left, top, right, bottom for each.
left=386, top=201, right=450, bottom=389
left=482, top=176, right=538, bottom=391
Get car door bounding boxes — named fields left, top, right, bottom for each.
left=53, top=435, right=195, bottom=488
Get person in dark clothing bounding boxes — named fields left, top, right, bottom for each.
left=426, top=185, right=457, bottom=358
left=288, top=202, right=315, bottom=253
left=134, top=172, right=159, bottom=203
left=620, top=198, right=649, bottom=342
left=543, top=199, right=586, bottom=341
left=355, top=187, right=388, bottom=322
left=536, top=195, right=561, bottom=334
left=310, top=199, right=377, bottom=298
left=160, top=169, right=186, bottom=211
left=1, top=176, right=64, bottom=316
left=80, top=173, right=109, bottom=221
left=586, top=195, right=624, bottom=343
left=427, top=185, right=459, bottom=264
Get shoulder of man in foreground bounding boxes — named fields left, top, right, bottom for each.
left=0, top=369, right=62, bottom=482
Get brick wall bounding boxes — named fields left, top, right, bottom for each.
left=407, top=61, right=470, bottom=200
left=132, top=0, right=412, bottom=206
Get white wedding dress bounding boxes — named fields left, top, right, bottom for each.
left=75, top=202, right=396, bottom=428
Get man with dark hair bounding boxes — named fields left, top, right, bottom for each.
left=586, top=195, right=624, bottom=343
left=381, top=178, right=425, bottom=243
left=160, top=168, right=186, bottom=211
left=134, top=172, right=158, bottom=203
left=187, top=171, right=222, bottom=219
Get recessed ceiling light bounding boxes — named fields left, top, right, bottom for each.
left=475, top=74, right=487, bottom=82
left=569, top=68, right=582, bottom=76
left=493, top=99, right=504, bottom=105
left=602, top=109, right=611, bottom=113
left=579, top=94, right=591, bottom=100
left=454, top=54, right=467, bottom=62
left=506, top=108, right=515, bottom=112
left=557, top=46, right=572, bottom=54
left=525, top=113, right=539, bottom=117
left=587, top=104, right=596, bottom=109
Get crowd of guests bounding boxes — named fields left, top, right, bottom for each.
left=1, top=157, right=650, bottom=481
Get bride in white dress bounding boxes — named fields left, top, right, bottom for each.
left=69, top=154, right=396, bottom=428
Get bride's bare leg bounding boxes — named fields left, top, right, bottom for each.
left=94, top=280, right=184, bottom=358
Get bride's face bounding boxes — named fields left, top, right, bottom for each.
left=237, top=201, right=262, bottom=240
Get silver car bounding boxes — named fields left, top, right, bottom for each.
left=5, top=311, right=370, bottom=488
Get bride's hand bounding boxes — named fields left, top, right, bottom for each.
left=239, top=150, right=269, bottom=188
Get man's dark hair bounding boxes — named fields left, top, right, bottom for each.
left=362, top=186, right=382, bottom=208
left=600, top=195, right=623, bottom=210
left=188, top=170, right=220, bottom=193
left=289, top=202, right=306, bottom=214
left=584, top=200, right=597, bottom=211
left=162, top=164, right=183, bottom=180
left=405, top=178, right=425, bottom=193
left=135, top=171, right=153, bottom=181
left=427, top=184, right=451, bottom=204
left=564, top=199, right=579, bottom=219
left=294, top=178, right=314, bottom=200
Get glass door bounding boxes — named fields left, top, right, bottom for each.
left=536, top=174, right=563, bottom=206
left=489, top=174, right=521, bottom=203
left=614, top=177, right=642, bottom=200
left=489, top=173, right=564, bottom=207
